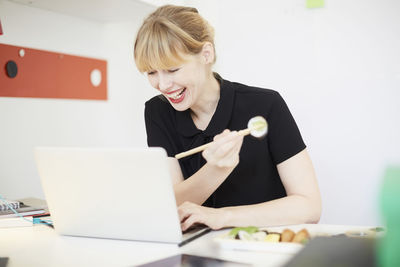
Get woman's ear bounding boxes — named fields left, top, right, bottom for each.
left=201, top=42, right=215, bottom=64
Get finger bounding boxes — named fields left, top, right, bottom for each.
left=178, top=202, right=193, bottom=222
left=181, top=214, right=204, bottom=232
left=216, top=151, right=239, bottom=168
left=231, top=135, right=244, bottom=153
left=181, top=216, right=194, bottom=232
left=212, top=134, right=242, bottom=158
left=213, top=143, right=237, bottom=160
left=213, top=129, right=230, bottom=141
left=203, top=132, right=243, bottom=165
left=217, top=156, right=239, bottom=168
left=215, top=136, right=244, bottom=167
left=214, top=130, right=237, bottom=143
left=179, top=210, right=190, bottom=223
left=209, top=131, right=239, bottom=152
left=225, top=133, right=243, bottom=152
left=203, top=140, right=240, bottom=165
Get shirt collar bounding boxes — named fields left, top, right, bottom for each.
left=176, top=73, right=235, bottom=138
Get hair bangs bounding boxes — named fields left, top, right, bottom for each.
left=135, top=22, right=188, bottom=73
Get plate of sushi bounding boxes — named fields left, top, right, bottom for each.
left=214, top=226, right=311, bottom=254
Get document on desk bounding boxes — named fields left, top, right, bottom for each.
left=0, top=216, right=33, bottom=228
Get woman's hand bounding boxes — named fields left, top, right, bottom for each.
left=202, top=129, right=244, bottom=169
left=178, top=201, right=226, bottom=231
left=171, top=130, right=244, bottom=206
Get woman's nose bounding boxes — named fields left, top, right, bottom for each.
left=158, top=74, right=173, bottom=92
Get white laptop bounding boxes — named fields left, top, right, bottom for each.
left=35, top=147, right=208, bottom=244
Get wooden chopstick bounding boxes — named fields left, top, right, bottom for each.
left=174, top=128, right=252, bottom=159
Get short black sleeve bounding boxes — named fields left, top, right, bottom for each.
left=267, top=92, right=306, bottom=164
left=144, top=98, right=176, bottom=157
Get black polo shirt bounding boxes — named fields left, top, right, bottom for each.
left=144, top=75, right=306, bottom=208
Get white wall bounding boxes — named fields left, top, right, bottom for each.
left=0, top=0, right=156, bottom=199
left=1, top=0, right=399, bottom=226
left=187, top=0, right=400, bottom=225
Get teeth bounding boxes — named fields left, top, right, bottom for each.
left=168, top=88, right=185, bottom=99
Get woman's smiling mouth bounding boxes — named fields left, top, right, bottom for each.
left=167, top=87, right=187, bottom=103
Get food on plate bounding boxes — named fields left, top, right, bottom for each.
left=292, top=228, right=310, bottom=244
left=281, top=229, right=296, bottom=242
left=251, top=231, right=268, bottom=241
left=229, top=226, right=260, bottom=239
left=264, top=233, right=281, bottom=242
left=237, top=231, right=254, bottom=241
left=228, top=227, right=310, bottom=244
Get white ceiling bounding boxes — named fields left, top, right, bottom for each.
left=6, top=0, right=166, bottom=23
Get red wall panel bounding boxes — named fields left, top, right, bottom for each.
left=0, top=43, right=107, bottom=100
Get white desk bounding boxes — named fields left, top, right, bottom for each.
left=0, top=224, right=375, bottom=267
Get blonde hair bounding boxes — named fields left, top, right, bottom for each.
left=134, top=5, right=216, bottom=73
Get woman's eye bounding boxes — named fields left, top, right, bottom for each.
left=168, top=68, right=180, bottom=73
left=147, top=71, right=156, bottom=75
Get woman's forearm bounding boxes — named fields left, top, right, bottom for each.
left=173, top=163, right=234, bottom=206
left=221, top=194, right=321, bottom=228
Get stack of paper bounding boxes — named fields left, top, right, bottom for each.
left=0, top=198, right=49, bottom=228
left=0, top=216, right=33, bottom=228
left=0, top=197, right=48, bottom=219
left=0, top=204, right=46, bottom=218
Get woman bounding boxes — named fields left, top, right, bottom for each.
left=134, top=5, right=321, bottom=231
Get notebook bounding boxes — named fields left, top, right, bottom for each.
left=35, top=147, right=208, bottom=244
left=0, top=204, right=46, bottom=218
left=0, top=199, right=20, bottom=211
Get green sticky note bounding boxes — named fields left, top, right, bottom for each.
left=306, top=0, right=324, bottom=8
